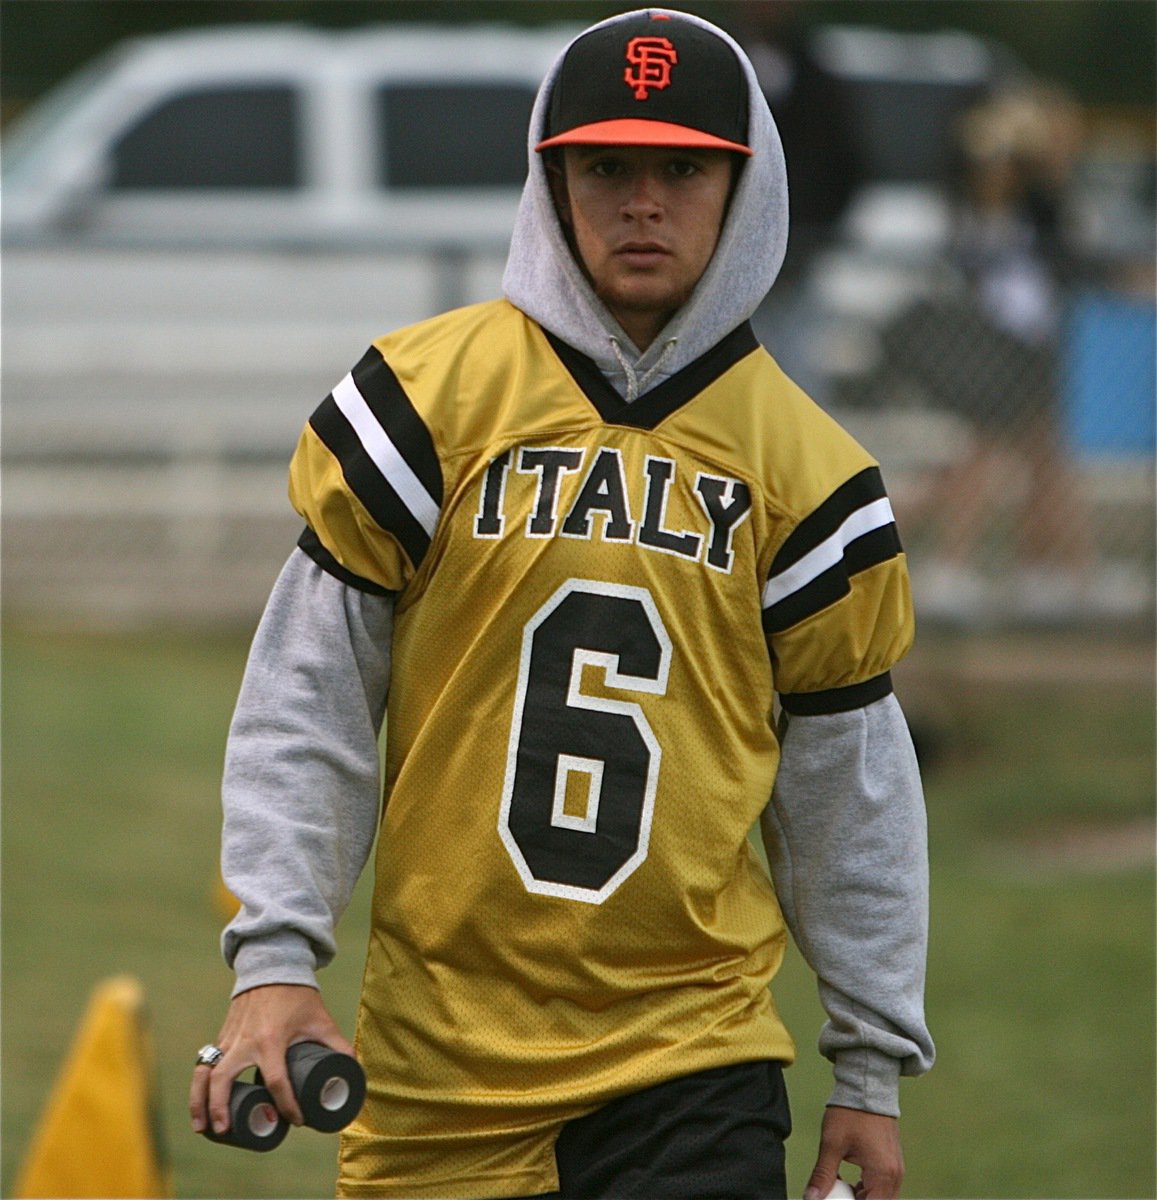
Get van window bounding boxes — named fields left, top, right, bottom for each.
left=110, top=86, right=302, bottom=189
left=377, top=83, right=534, bottom=188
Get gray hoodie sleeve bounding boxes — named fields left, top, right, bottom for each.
left=759, top=693, right=935, bottom=1117
left=220, top=547, right=393, bottom=997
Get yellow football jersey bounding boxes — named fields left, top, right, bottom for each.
left=287, top=300, right=913, bottom=1198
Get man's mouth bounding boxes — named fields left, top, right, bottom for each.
left=616, top=242, right=671, bottom=267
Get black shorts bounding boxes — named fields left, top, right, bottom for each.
left=515, top=1059, right=791, bottom=1200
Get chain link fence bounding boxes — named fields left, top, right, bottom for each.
left=826, top=275, right=1155, bottom=631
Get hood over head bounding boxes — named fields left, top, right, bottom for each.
left=502, top=8, right=789, bottom=401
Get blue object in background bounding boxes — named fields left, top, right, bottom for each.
left=1064, top=289, right=1156, bottom=456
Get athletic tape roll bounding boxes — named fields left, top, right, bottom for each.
left=286, top=1042, right=367, bottom=1133
left=203, top=1081, right=289, bottom=1152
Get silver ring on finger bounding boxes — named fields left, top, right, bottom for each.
left=195, top=1043, right=224, bottom=1068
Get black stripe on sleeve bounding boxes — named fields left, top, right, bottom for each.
left=761, top=466, right=903, bottom=635
left=297, top=526, right=393, bottom=596
left=779, top=671, right=894, bottom=716
left=349, top=348, right=443, bottom=504
left=762, top=523, right=903, bottom=634
left=308, top=395, right=433, bottom=570
left=307, top=345, right=442, bottom=572
left=770, top=467, right=889, bottom=577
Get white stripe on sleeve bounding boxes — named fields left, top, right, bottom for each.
left=332, top=372, right=440, bottom=538
left=763, top=497, right=895, bottom=610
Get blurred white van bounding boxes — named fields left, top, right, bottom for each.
left=1, top=23, right=578, bottom=623
left=2, top=23, right=572, bottom=249
left=2, top=21, right=580, bottom=393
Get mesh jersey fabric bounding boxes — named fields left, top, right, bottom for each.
left=287, top=299, right=913, bottom=1198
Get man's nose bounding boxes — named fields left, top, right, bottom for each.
left=622, top=171, right=663, bottom=218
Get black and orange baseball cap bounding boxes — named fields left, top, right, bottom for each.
left=536, top=10, right=752, bottom=157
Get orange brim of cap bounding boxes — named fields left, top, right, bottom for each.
left=536, top=118, right=751, bottom=156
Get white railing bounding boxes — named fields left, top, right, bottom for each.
left=3, top=244, right=1153, bottom=628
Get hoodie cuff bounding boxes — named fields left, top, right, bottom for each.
left=230, top=931, right=320, bottom=999
left=827, top=1048, right=903, bottom=1117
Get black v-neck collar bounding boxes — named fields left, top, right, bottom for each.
left=544, top=322, right=760, bottom=431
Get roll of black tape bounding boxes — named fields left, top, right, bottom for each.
left=203, top=1081, right=289, bottom=1152
left=286, top=1042, right=366, bottom=1133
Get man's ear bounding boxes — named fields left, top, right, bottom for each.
left=546, top=158, right=572, bottom=227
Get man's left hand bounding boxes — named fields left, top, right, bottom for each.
left=803, top=1105, right=905, bottom=1200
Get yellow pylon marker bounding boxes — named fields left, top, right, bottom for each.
left=13, top=975, right=173, bottom=1199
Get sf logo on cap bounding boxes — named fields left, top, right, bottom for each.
left=624, top=36, right=678, bottom=100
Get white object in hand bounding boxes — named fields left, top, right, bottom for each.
left=826, top=1181, right=856, bottom=1200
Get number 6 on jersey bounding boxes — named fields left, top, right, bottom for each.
left=498, top=579, right=672, bottom=904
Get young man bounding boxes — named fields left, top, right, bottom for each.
left=190, top=11, right=933, bottom=1199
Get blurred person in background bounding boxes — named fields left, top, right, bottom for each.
left=884, top=85, right=1136, bottom=624
left=190, top=10, right=933, bottom=1199
left=732, top=0, right=865, bottom=400
left=731, top=0, right=864, bottom=276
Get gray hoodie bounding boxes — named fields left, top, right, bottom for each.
left=503, top=9, right=788, bottom=398
left=221, top=8, right=933, bottom=1119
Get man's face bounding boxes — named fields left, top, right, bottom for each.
left=549, top=145, right=736, bottom=351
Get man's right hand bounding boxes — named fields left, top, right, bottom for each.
left=189, top=984, right=355, bottom=1136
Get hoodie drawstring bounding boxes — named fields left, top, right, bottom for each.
left=609, top=337, right=639, bottom=403
left=610, top=336, right=679, bottom=403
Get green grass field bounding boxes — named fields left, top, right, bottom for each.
left=2, top=622, right=1154, bottom=1198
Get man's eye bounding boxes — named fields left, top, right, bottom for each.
left=668, top=160, right=700, bottom=178
left=592, top=160, right=625, bottom=177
